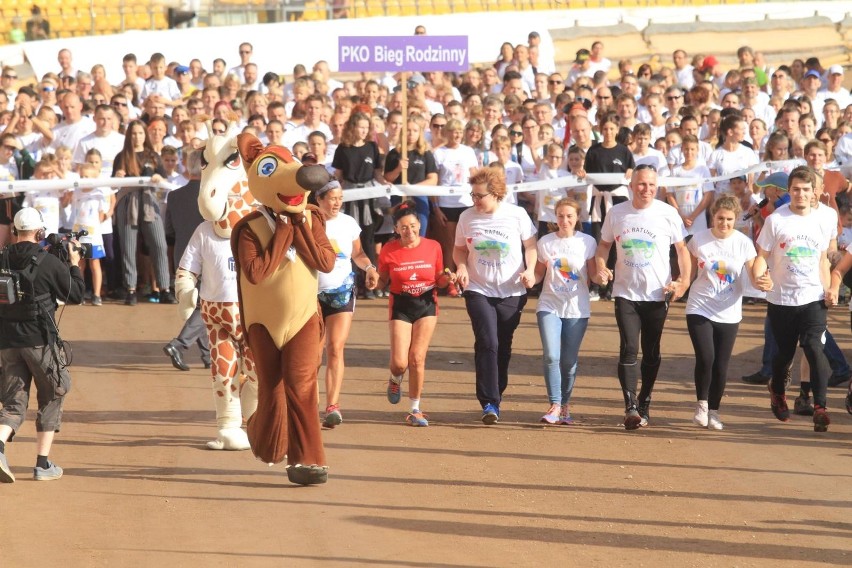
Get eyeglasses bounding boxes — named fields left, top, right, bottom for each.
left=575, top=97, right=592, bottom=110
left=635, top=164, right=657, bottom=172
left=509, top=130, right=523, bottom=136
left=470, top=191, right=492, bottom=200
left=42, top=86, right=55, bottom=92
left=548, top=79, right=562, bottom=85
left=666, top=95, right=683, bottom=101
left=818, top=138, right=832, bottom=143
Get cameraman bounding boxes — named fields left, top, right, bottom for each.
left=0, top=207, right=84, bottom=483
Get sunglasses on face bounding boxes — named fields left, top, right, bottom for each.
left=509, top=130, right=523, bottom=136
left=666, top=95, right=682, bottom=101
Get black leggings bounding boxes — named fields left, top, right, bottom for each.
left=767, top=301, right=830, bottom=408
left=686, top=314, right=739, bottom=410
left=614, top=298, right=668, bottom=409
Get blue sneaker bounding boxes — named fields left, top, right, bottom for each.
left=0, top=451, right=14, bottom=483
left=406, top=411, right=429, bottom=427
left=33, top=461, right=63, bottom=481
left=387, top=375, right=402, bottom=404
left=482, top=403, right=499, bottom=425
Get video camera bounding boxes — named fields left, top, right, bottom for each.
left=46, top=230, right=93, bottom=262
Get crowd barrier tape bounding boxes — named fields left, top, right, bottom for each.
left=338, top=158, right=808, bottom=203
left=0, top=158, right=816, bottom=203
left=0, top=177, right=178, bottom=196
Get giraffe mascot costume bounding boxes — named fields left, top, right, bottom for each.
left=232, top=134, right=336, bottom=485
left=174, top=123, right=259, bottom=451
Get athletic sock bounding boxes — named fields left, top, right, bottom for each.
left=409, top=399, right=420, bottom=413
left=36, top=455, right=49, bottom=469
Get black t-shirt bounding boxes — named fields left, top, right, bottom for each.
left=332, top=141, right=381, bottom=184
left=583, top=142, right=635, bottom=192
left=383, top=149, right=437, bottom=185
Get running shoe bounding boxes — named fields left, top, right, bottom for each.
left=813, top=405, right=830, bottom=432
left=793, top=395, right=814, bottom=416
left=741, top=371, right=770, bottom=385
left=637, top=400, right=651, bottom=427
left=387, top=375, right=402, bottom=404
left=693, top=400, right=709, bottom=427
left=769, top=387, right=790, bottom=422
left=540, top=404, right=561, bottom=425
left=0, top=451, right=14, bottom=483
left=406, top=411, right=429, bottom=427
left=707, top=410, right=724, bottom=431
left=323, top=405, right=342, bottom=428
left=559, top=404, right=574, bottom=425
left=482, top=403, right=499, bottom=425
left=623, top=407, right=642, bottom=430
left=33, top=461, right=63, bottom=481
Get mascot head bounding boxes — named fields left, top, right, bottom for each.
left=199, top=121, right=255, bottom=238
left=236, top=134, right=330, bottom=215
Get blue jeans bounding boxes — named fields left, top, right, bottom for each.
left=536, top=312, right=589, bottom=405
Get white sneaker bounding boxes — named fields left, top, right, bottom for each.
left=693, top=400, right=709, bottom=427
left=588, top=291, right=600, bottom=302
left=707, top=410, right=724, bottom=430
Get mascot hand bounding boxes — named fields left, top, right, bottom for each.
left=175, top=268, right=200, bottom=322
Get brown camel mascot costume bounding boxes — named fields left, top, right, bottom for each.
left=231, top=134, right=336, bottom=485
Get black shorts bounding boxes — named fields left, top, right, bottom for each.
left=390, top=290, right=437, bottom=323
left=319, top=292, right=355, bottom=319
left=439, top=206, right=467, bottom=223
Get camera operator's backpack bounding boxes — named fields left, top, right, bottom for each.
left=0, top=246, right=52, bottom=321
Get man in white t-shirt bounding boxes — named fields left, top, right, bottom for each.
left=752, top=166, right=834, bottom=432
left=72, top=104, right=124, bottom=175
left=593, top=166, right=690, bottom=430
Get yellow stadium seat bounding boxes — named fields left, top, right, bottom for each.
left=432, top=0, right=451, bottom=15
left=385, top=0, right=401, bottom=16
left=465, top=0, right=485, bottom=12
left=399, top=0, right=417, bottom=15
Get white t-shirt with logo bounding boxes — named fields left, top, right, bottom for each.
left=455, top=201, right=537, bottom=297
left=319, top=212, right=361, bottom=291
left=686, top=229, right=756, bottom=323
left=668, top=164, right=713, bottom=235
left=433, top=144, right=478, bottom=208
left=536, top=231, right=597, bottom=319
left=71, top=188, right=109, bottom=247
left=601, top=199, right=687, bottom=301
left=180, top=222, right=239, bottom=302
left=756, top=206, right=829, bottom=306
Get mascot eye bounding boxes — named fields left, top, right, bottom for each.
left=225, top=152, right=241, bottom=170
left=257, top=156, right=277, bottom=177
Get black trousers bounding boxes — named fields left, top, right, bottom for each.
left=614, top=298, right=669, bottom=409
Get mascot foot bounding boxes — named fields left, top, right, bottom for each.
left=206, top=428, right=251, bottom=450
left=286, top=464, right=328, bottom=485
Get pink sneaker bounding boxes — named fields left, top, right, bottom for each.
left=559, top=405, right=575, bottom=425
left=540, top=404, right=561, bottom=424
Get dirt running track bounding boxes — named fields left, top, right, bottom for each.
left=2, top=297, right=851, bottom=567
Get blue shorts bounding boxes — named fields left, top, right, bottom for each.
left=89, top=244, right=105, bottom=260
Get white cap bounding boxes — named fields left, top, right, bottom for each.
left=13, top=207, right=44, bottom=231
left=828, top=64, right=844, bottom=75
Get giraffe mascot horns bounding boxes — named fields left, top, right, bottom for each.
left=231, top=133, right=336, bottom=485
left=174, top=122, right=259, bottom=452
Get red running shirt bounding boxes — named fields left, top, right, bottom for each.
left=378, top=238, right=444, bottom=297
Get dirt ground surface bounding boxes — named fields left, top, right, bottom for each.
left=2, top=296, right=851, bottom=567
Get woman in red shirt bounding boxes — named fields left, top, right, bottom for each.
left=370, top=201, right=456, bottom=426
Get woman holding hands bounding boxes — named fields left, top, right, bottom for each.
left=370, top=201, right=455, bottom=427
left=454, top=168, right=537, bottom=424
